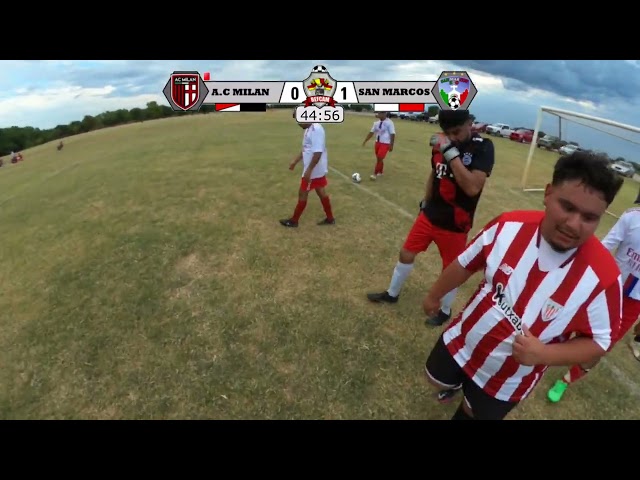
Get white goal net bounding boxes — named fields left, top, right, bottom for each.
left=521, top=106, right=640, bottom=218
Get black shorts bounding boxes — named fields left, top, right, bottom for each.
left=425, top=334, right=518, bottom=420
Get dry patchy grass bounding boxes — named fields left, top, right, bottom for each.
left=0, top=111, right=638, bottom=419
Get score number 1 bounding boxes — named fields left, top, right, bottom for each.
left=280, top=82, right=358, bottom=104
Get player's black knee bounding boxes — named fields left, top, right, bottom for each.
left=451, top=404, right=473, bottom=420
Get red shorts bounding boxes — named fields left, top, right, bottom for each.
left=403, top=213, right=468, bottom=270
left=300, top=175, right=328, bottom=191
left=611, top=296, right=640, bottom=346
left=374, top=141, right=391, bottom=160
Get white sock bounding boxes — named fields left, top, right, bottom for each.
left=440, top=288, right=458, bottom=315
left=387, top=262, right=414, bottom=297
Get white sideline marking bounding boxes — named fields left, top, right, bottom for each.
left=606, top=360, right=640, bottom=397
left=0, top=162, right=81, bottom=206
left=329, top=167, right=414, bottom=220
left=329, top=165, right=640, bottom=399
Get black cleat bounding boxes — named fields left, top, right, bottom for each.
left=279, top=218, right=298, bottom=228
left=437, top=384, right=462, bottom=404
left=426, top=309, right=451, bottom=327
left=317, top=218, right=336, bottom=225
left=367, top=290, right=399, bottom=303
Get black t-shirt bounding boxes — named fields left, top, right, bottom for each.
left=423, top=133, right=495, bottom=234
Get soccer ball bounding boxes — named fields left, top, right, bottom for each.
left=312, top=65, right=328, bottom=73
left=351, top=172, right=361, bottom=183
left=448, top=94, right=461, bottom=110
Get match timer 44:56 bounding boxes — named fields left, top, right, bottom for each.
left=295, top=106, right=344, bottom=124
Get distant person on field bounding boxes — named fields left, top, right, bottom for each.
left=280, top=110, right=335, bottom=228
left=362, top=112, right=395, bottom=180
left=547, top=202, right=640, bottom=403
left=367, top=110, right=495, bottom=327
left=422, top=151, right=624, bottom=420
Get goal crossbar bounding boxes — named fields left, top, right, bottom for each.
left=521, top=106, right=640, bottom=192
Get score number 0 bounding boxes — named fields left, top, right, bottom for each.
left=282, top=82, right=353, bottom=103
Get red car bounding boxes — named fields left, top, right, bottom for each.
left=510, top=128, right=534, bottom=143
left=471, top=121, right=488, bottom=133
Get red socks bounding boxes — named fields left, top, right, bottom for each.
left=291, top=200, right=307, bottom=222
left=563, top=364, right=588, bottom=384
left=291, top=196, right=333, bottom=223
left=374, top=160, right=384, bottom=175
left=321, top=196, right=334, bottom=221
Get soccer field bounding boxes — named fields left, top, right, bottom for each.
left=1, top=109, right=638, bottom=419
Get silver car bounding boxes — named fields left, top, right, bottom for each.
left=610, top=161, right=635, bottom=178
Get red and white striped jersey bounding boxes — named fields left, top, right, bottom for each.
left=601, top=207, right=640, bottom=301
left=442, top=210, right=623, bottom=403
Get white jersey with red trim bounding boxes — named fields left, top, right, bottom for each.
left=302, top=123, right=328, bottom=180
left=442, top=210, right=622, bottom=403
left=601, top=207, right=640, bottom=301
left=370, top=118, right=395, bottom=144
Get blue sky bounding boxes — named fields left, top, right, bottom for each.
left=1, top=60, right=640, bottom=161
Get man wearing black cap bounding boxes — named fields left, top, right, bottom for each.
left=367, top=109, right=495, bottom=326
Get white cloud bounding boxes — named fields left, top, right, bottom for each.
left=0, top=60, right=638, bottom=131
left=385, top=60, right=448, bottom=79
left=382, top=61, right=508, bottom=96
left=563, top=97, right=598, bottom=111
left=213, top=60, right=271, bottom=80
left=0, top=85, right=164, bottom=128
left=462, top=70, right=504, bottom=94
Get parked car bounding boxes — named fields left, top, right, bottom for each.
left=498, top=127, right=515, bottom=138
left=559, top=143, right=581, bottom=155
left=408, top=112, right=427, bottom=121
left=537, top=134, right=565, bottom=150
left=610, top=161, right=635, bottom=178
left=471, top=121, right=488, bottom=133
left=486, top=123, right=511, bottom=136
left=510, top=129, right=534, bottom=143
left=428, top=114, right=439, bottom=124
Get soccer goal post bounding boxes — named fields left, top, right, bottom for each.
left=521, top=106, right=640, bottom=192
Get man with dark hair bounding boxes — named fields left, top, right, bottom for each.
left=547, top=195, right=640, bottom=402
left=367, top=110, right=495, bottom=327
left=362, top=111, right=396, bottom=180
left=422, top=151, right=624, bottom=420
left=280, top=109, right=335, bottom=228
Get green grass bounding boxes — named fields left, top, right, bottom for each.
left=1, top=110, right=639, bottom=420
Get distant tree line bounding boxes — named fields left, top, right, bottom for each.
left=0, top=102, right=383, bottom=156
left=0, top=102, right=220, bottom=156
left=5, top=101, right=634, bottom=171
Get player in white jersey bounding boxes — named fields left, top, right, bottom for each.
left=547, top=204, right=640, bottom=402
left=421, top=151, right=624, bottom=420
left=362, top=112, right=395, bottom=180
left=280, top=110, right=335, bottom=228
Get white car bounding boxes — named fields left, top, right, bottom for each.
left=559, top=144, right=580, bottom=155
left=610, top=161, right=635, bottom=178
left=486, top=123, right=511, bottom=136
left=500, top=127, right=516, bottom=138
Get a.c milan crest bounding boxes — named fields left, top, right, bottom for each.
left=171, top=74, right=200, bottom=111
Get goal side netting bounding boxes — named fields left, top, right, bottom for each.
left=521, top=106, right=640, bottom=218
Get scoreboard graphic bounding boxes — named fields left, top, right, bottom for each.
left=162, top=65, right=478, bottom=122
